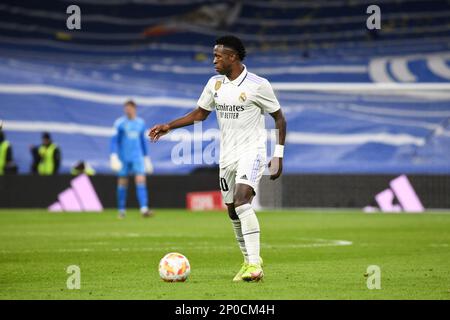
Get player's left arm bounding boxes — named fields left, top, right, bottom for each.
left=140, top=126, right=149, bottom=157
left=256, top=79, right=287, bottom=180
left=269, top=109, right=286, bottom=180
left=141, top=126, right=154, bottom=174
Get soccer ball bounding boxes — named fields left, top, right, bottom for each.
left=158, top=252, right=191, bottom=282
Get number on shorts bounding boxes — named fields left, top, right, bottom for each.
left=220, top=178, right=229, bottom=192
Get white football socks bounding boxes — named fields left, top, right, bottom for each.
left=235, top=203, right=260, bottom=265
left=231, top=219, right=249, bottom=263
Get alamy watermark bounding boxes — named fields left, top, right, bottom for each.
left=365, top=265, right=381, bottom=289
left=65, top=4, right=381, bottom=34
left=366, top=5, right=381, bottom=30
left=66, top=265, right=81, bottom=289
left=66, top=5, right=81, bottom=30
left=166, top=122, right=280, bottom=174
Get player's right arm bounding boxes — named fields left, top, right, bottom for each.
left=109, top=119, right=123, bottom=171
left=149, top=107, right=210, bottom=142
left=149, top=77, right=215, bottom=142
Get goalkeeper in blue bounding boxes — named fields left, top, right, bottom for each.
left=110, top=100, right=154, bottom=218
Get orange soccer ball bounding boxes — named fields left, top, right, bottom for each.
left=158, top=252, right=191, bottom=282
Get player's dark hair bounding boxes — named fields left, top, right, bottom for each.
left=124, top=99, right=137, bottom=108
left=215, top=35, right=246, bottom=61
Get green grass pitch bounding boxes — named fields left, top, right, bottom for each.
left=0, top=209, right=449, bottom=300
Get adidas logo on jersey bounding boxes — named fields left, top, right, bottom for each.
left=240, top=175, right=248, bottom=180
left=214, top=92, right=218, bottom=98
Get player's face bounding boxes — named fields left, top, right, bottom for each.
left=124, top=104, right=136, bottom=119
left=213, top=45, right=234, bottom=75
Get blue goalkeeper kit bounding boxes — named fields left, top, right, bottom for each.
left=110, top=116, right=149, bottom=212
left=110, top=116, right=148, bottom=176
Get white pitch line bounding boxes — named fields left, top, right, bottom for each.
left=0, top=238, right=353, bottom=254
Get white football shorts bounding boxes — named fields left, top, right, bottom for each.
left=219, top=152, right=266, bottom=204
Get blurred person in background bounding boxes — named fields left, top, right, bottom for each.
left=0, top=129, right=18, bottom=175
left=30, top=132, right=61, bottom=175
left=71, top=160, right=96, bottom=176
left=110, top=100, right=154, bottom=219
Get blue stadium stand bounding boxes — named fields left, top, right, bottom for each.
left=0, top=0, right=449, bottom=174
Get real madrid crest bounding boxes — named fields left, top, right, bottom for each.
left=239, top=92, right=247, bottom=102
left=214, top=80, right=222, bottom=91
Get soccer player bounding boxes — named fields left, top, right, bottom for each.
left=110, top=100, right=154, bottom=218
left=149, top=36, right=286, bottom=282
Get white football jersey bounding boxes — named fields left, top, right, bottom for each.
left=197, top=65, right=281, bottom=168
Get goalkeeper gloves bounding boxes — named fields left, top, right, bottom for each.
left=144, top=156, right=154, bottom=174
left=110, top=153, right=122, bottom=172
